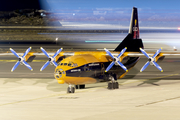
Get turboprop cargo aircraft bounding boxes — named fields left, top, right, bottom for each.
left=5, top=7, right=180, bottom=93
left=41, top=7, right=166, bottom=93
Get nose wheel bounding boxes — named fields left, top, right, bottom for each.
left=67, top=85, right=75, bottom=93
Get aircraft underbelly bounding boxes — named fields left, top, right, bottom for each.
left=63, top=77, right=97, bottom=85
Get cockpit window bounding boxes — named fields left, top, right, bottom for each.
left=58, top=62, right=77, bottom=67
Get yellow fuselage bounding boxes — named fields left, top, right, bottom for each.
left=54, top=51, right=138, bottom=85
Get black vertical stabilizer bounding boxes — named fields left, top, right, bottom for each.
left=114, top=7, right=143, bottom=52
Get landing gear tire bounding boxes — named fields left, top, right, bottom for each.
left=115, top=82, right=119, bottom=89
left=67, top=86, right=75, bottom=93
left=108, top=82, right=113, bottom=89
left=107, top=82, right=119, bottom=90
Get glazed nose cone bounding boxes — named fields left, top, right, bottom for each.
left=54, top=68, right=66, bottom=84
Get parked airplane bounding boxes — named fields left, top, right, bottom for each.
left=7, top=7, right=180, bottom=93
left=42, top=7, right=165, bottom=93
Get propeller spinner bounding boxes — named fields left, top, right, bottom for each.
left=40, top=47, right=63, bottom=71
left=104, top=47, right=128, bottom=72
left=140, top=48, right=163, bottom=72
left=10, top=47, right=33, bottom=72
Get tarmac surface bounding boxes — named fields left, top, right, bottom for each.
left=1, top=78, right=180, bottom=120
left=0, top=57, right=180, bottom=119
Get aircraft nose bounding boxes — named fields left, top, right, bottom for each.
left=54, top=68, right=66, bottom=84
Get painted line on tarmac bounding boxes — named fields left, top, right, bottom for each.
left=0, top=73, right=179, bottom=107
left=78, top=73, right=180, bottom=93
left=136, top=96, right=180, bottom=107
left=0, top=92, right=78, bottom=107
left=121, top=73, right=180, bottom=85
left=0, top=60, right=47, bottom=62
left=74, top=73, right=180, bottom=93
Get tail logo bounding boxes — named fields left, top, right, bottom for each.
left=133, top=19, right=139, bottom=39
left=133, top=19, right=138, bottom=31
left=133, top=27, right=138, bottom=31
left=135, top=19, right=137, bottom=26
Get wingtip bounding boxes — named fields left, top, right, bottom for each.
left=61, top=48, right=63, bottom=50
left=104, top=48, right=106, bottom=50
left=105, top=70, right=107, bottom=72
left=126, top=70, right=128, bottom=72
left=125, top=47, right=127, bottom=49
left=140, top=70, right=142, bottom=72
left=31, top=69, right=33, bottom=71
left=161, top=70, right=163, bottom=72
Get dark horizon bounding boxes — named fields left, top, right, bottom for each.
left=0, top=0, right=49, bottom=11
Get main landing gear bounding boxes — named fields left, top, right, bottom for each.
left=67, top=85, right=75, bottom=93
left=107, top=81, right=119, bottom=89
left=107, top=75, right=119, bottom=90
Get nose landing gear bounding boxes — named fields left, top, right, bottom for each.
left=67, top=85, right=75, bottom=93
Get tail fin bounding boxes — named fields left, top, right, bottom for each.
left=114, top=7, right=143, bottom=52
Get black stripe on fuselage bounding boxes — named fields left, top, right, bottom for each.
left=65, top=57, right=140, bottom=81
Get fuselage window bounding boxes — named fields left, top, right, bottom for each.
left=74, top=63, right=78, bottom=67
left=64, top=63, right=67, bottom=66
left=68, top=63, right=72, bottom=66
left=60, top=63, right=63, bottom=66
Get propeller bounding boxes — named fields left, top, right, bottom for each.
left=140, top=48, right=163, bottom=72
left=104, top=47, right=128, bottom=72
left=10, top=47, right=33, bottom=72
left=40, top=47, right=63, bottom=71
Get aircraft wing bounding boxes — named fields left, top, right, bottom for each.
left=0, top=47, right=180, bottom=72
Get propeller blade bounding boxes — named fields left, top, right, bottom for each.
left=152, top=61, right=163, bottom=72
left=117, top=61, right=128, bottom=72
left=10, top=48, right=20, bottom=58
left=52, top=61, right=58, bottom=67
left=117, top=47, right=127, bottom=58
left=140, top=61, right=150, bottom=72
left=104, top=48, right=114, bottom=58
left=22, top=47, right=32, bottom=58
left=152, top=48, right=162, bottom=58
left=40, top=47, right=50, bottom=58
left=52, top=48, right=63, bottom=58
left=140, top=48, right=149, bottom=58
left=11, top=61, right=20, bottom=72
left=22, top=60, right=33, bottom=71
left=105, top=61, right=115, bottom=72
left=40, top=61, right=50, bottom=71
